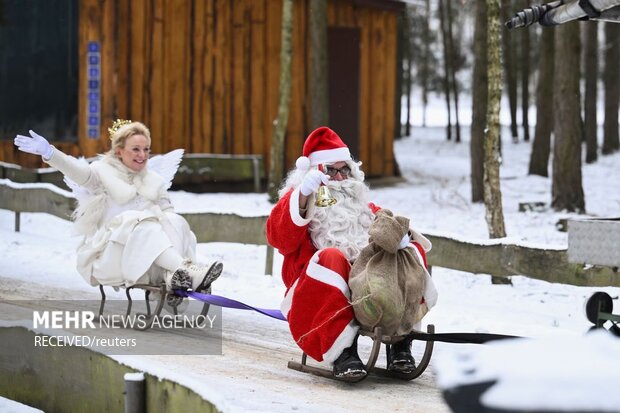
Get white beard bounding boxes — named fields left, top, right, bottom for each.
left=307, top=179, right=374, bottom=262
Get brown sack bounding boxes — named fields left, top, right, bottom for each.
left=349, top=209, right=427, bottom=336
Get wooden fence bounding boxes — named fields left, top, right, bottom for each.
left=0, top=181, right=617, bottom=287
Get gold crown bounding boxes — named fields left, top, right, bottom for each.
left=107, top=119, right=132, bottom=138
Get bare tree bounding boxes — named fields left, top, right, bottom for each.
left=421, top=0, right=432, bottom=127
left=583, top=21, right=599, bottom=163
left=602, top=22, right=620, bottom=155
left=520, top=0, right=531, bottom=142
left=438, top=0, right=453, bottom=141
left=484, top=0, right=506, bottom=239
left=446, top=0, right=461, bottom=143
left=309, top=0, right=328, bottom=129
left=501, top=0, right=519, bottom=142
left=529, top=27, right=554, bottom=177
left=471, top=0, right=488, bottom=203
left=552, top=22, right=585, bottom=213
left=268, top=0, right=294, bottom=203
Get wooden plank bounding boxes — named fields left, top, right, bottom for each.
left=382, top=11, right=397, bottom=176
left=250, top=0, right=266, bottom=159
left=176, top=154, right=265, bottom=182
left=78, top=0, right=109, bottom=157
left=358, top=8, right=371, bottom=167
left=164, top=0, right=191, bottom=153
left=264, top=0, right=282, bottom=169
left=204, top=0, right=216, bottom=153
left=116, top=1, right=131, bottom=120
left=285, top=0, right=307, bottom=169
left=425, top=233, right=620, bottom=287
left=184, top=213, right=268, bottom=245
left=190, top=0, right=214, bottom=153
left=334, top=0, right=356, bottom=27
left=368, top=11, right=386, bottom=176
left=130, top=0, right=147, bottom=122
left=0, top=183, right=76, bottom=220
left=146, top=0, right=165, bottom=152
left=231, top=1, right=250, bottom=155
left=213, top=0, right=232, bottom=154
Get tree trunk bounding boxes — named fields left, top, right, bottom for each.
left=520, top=0, right=530, bottom=142
left=484, top=0, right=506, bottom=239
left=552, top=22, right=585, bottom=213
left=405, top=49, right=413, bottom=137
left=268, top=0, right=294, bottom=203
left=438, top=0, right=452, bottom=141
left=309, top=0, right=328, bottom=129
left=401, top=11, right=412, bottom=137
left=471, top=0, right=488, bottom=203
left=421, top=0, right=431, bottom=127
left=501, top=0, right=518, bottom=142
left=446, top=0, right=461, bottom=143
left=583, top=21, right=598, bottom=164
left=528, top=27, right=554, bottom=177
left=602, top=22, right=620, bottom=155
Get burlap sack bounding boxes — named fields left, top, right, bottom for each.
left=349, top=209, right=427, bottom=336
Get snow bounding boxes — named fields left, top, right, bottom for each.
left=1, top=121, right=620, bottom=412
left=435, top=330, right=620, bottom=412
left=0, top=397, right=43, bottom=413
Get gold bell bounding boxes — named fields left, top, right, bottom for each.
left=315, top=185, right=337, bottom=207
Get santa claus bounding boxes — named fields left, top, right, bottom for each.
left=266, top=127, right=437, bottom=380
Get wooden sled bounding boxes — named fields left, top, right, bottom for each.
left=287, top=324, right=435, bottom=383
left=97, top=283, right=211, bottom=331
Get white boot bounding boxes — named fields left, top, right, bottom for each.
left=176, top=259, right=223, bottom=292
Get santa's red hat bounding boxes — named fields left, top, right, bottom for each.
left=295, top=127, right=352, bottom=170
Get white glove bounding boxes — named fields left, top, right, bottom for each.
left=399, top=233, right=411, bottom=249
left=300, top=169, right=330, bottom=196
left=14, top=130, right=53, bottom=159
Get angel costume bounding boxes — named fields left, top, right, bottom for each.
left=45, top=148, right=196, bottom=287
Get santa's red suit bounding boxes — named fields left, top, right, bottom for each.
left=266, top=186, right=437, bottom=364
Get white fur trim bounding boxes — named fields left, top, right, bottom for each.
left=308, top=147, right=351, bottom=166
left=296, top=156, right=310, bottom=170
left=410, top=246, right=438, bottom=309
left=322, top=320, right=359, bottom=365
left=280, top=278, right=299, bottom=318
left=306, top=250, right=351, bottom=299
left=289, top=187, right=312, bottom=227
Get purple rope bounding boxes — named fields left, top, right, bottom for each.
left=176, top=290, right=287, bottom=321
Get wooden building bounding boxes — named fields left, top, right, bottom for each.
left=1, top=0, right=404, bottom=180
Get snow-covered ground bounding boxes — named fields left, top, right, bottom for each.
left=1, top=123, right=619, bottom=412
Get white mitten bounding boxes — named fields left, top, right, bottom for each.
left=14, top=130, right=53, bottom=159
left=399, top=233, right=411, bottom=249
left=300, top=169, right=330, bottom=196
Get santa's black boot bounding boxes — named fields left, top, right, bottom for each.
left=387, top=337, right=416, bottom=373
left=332, top=336, right=367, bottom=380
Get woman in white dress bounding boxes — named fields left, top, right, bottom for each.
left=14, top=120, right=222, bottom=307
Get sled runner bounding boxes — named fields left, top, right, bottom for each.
left=96, top=283, right=211, bottom=331
left=287, top=324, right=435, bottom=383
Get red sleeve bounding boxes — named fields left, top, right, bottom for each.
left=266, top=189, right=311, bottom=255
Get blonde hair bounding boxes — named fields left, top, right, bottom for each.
left=106, top=121, right=151, bottom=156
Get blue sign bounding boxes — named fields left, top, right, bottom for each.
left=87, top=41, right=101, bottom=139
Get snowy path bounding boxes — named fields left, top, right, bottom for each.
left=0, top=275, right=451, bottom=412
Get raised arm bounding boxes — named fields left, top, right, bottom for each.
left=14, top=130, right=92, bottom=186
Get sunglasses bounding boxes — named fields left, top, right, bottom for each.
left=324, top=165, right=351, bottom=177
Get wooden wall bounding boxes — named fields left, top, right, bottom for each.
left=1, top=0, right=401, bottom=178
